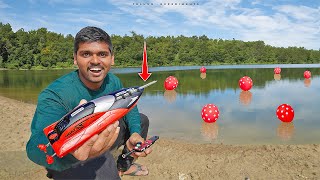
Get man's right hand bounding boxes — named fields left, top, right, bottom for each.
left=70, top=99, right=120, bottom=161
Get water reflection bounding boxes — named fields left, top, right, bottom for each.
left=277, top=122, right=295, bottom=141
left=200, top=73, right=206, bottom=79
left=201, top=122, right=219, bottom=141
left=304, top=79, right=311, bottom=87
left=274, top=74, right=281, bottom=81
left=239, top=91, right=252, bottom=106
left=163, top=90, right=177, bottom=103
left=2, top=66, right=320, bottom=144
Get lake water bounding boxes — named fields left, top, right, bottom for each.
left=1, top=64, right=320, bottom=145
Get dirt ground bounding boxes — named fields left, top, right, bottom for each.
left=1, top=96, right=319, bottom=180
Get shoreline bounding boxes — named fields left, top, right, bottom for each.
left=1, top=63, right=320, bottom=71
left=0, top=95, right=319, bottom=179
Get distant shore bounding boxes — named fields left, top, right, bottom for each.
left=1, top=63, right=320, bottom=71
left=0, top=67, right=76, bottom=71
left=0, top=95, right=319, bottom=180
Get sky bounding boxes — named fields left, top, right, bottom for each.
left=0, top=0, right=319, bottom=50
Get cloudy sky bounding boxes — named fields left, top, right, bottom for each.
left=0, top=0, right=319, bottom=50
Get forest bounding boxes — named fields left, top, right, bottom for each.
left=0, top=22, right=319, bottom=70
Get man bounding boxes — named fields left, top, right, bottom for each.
left=26, top=26, right=151, bottom=179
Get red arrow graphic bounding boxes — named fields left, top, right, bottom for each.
left=138, top=41, right=152, bottom=81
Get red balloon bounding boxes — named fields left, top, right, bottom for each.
left=276, top=104, right=294, bottom=122
left=164, top=76, right=178, bottom=90
left=201, top=104, right=219, bottom=123
left=200, top=66, right=206, bottom=73
left=304, top=70, right=311, bottom=79
left=239, top=76, right=253, bottom=91
left=274, top=67, right=281, bottom=74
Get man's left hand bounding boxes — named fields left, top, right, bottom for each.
left=126, top=133, right=152, bottom=158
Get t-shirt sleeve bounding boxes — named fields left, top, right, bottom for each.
left=26, top=90, right=79, bottom=171
left=117, top=77, right=141, bottom=135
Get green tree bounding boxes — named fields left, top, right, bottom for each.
left=1, top=22, right=320, bottom=69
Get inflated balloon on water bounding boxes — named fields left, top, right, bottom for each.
left=276, top=104, right=294, bottom=122
left=201, top=104, right=219, bottom=123
left=304, top=70, right=311, bottom=79
left=274, top=67, right=281, bottom=74
left=239, top=76, right=253, bottom=91
left=200, top=66, right=206, bottom=73
left=164, top=76, right=178, bottom=90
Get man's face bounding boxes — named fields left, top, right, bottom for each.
left=74, top=41, right=114, bottom=90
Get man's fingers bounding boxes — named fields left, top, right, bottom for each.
left=71, top=120, right=120, bottom=161
left=74, top=99, right=87, bottom=108
left=126, top=133, right=145, bottom=150
left=102, top=121, right=119, bottom=147
left=90, top=125, right=114, bottom=153
left=134, top=148, right=152, bottom=157
left=106, top=126, right=120, bottom=148
left=112, top=121, right=119, bottom=129
left=79, top=99, right=87, bottom=105
left=144, top=147, right=152, bottom=155
left=72, top=134, right=98, bottom=161
left=90, top=121, right=119, bottom=154
left=130, top=135, right=144, bottom=145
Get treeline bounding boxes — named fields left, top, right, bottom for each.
left=1, top=22, right=319, bottom=69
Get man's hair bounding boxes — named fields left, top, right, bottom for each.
left=74, top=26, right=113, bottom=54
